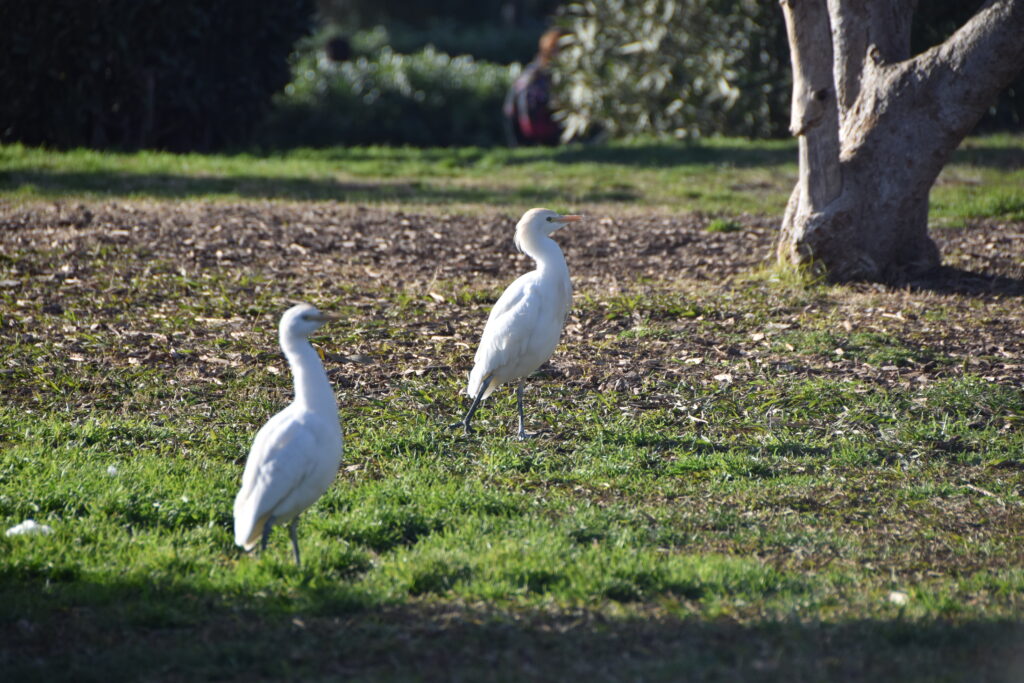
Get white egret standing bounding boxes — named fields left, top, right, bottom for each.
left=451, top=208, right=581, bottom=439
left=233, top=303, right=343, bottom=566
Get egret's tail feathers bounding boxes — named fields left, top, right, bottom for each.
left=467, top=369, right=497, bottom=402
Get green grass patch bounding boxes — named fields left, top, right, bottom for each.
left=706, top=218, right=743, bottom=233
left=2, top=138, right=1023, bottom=679
left=3, top=135, right=1021, bottom=222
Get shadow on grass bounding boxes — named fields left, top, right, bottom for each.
left=0, top=169, right=572, bottom=204
left=950, top=145, right=1024, bottom=170
left=2, top=580, right=1021, bottom=681
left=608, top=434, right=830, bottom=461
left=908, top=266, right=1024, bottom=296
left=504, top=142, right=798, bottom=169
left=281, top=141, right=799, bottom=170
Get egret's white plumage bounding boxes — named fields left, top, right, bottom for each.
left=453, top=208, right=581, bottom=439
left=233, top=303, right=343, bottom=565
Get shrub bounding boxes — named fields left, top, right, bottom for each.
left=258, top=47, right=516, bottom=148
left=373, top=21, right=546, bottom=65
left=553, top=0, right=791, bottom=141
left=317, top=0, right=563, bottom=64
left=0, top=0, right=314, bottom=151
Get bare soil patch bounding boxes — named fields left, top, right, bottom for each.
left=3, top=201, right=1022, bottom=402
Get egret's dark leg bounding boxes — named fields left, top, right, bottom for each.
left=260, top=516, right=275, bottom=555
left=516, top=380, right=536, bottom=440
left=449, top=375, right=492, bottom=435
left=288, top=517, right=302, bottom=567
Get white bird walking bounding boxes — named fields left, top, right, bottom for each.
left=233, top=303, right=343, bottom=566
left=451, top=208, right=581, bottom=439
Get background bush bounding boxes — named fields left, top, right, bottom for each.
left=316, top=0, right=562, bottom=64
left=553, top=0, right=791, bottom=141
left=0, top=0, right=314, bottom=151
left=365, top=22, right=544, bottom=65
left=258, top=46, right=515, bottom=148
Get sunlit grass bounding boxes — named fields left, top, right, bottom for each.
left=2, top=135, right=1021, bottom=223
left=1, top=138, right=1023, bottom=679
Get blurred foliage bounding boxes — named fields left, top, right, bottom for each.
left=316, top=0, right=561, bottom=31
left=316, top=0, right=563, bottom=65
left=311, top=23, right=543, bottom=68
left=371, top=21, right=546, bottom=65
left=0, top=0, right=314, bottom=151
left=258, top=47, right=516, bottom=148
left=553, top=0, right=790, bottom=141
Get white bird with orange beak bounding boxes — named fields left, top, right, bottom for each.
left=452, top=208, right=581, bottom=439
left=233, top=303, right=343, bottom=566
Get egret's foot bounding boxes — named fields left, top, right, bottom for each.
left=448, top=420, right=474, bottom=436
left=516, top=430, right=538, bottom=441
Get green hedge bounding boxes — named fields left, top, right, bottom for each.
left=0, top=0, right=313, bottom=151
left=258, top=47, right=515, bottom=148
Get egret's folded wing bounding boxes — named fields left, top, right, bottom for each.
left=484, top=272, right=533, bottom=326
left=474, top=279, right=543, bottom=370
left=233, top=416, right=318, bottom=549
left=237, top=410, right=291, bottom=495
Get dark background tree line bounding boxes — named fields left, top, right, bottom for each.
left=1, top=0, right=1019, bottom=152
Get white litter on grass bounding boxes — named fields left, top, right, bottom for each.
left=107, top=465, right=119, bottom=476
left=6, top=520, right=53, bottom=537
left=887, top=590, right=910, bottom=606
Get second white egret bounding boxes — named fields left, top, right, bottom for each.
left=451, top=208, right=581, bottom=439
left=233, top=303, right=343, bottom=566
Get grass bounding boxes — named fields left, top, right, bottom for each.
left=1, top=138, right=1023, bottom=679
left=1, top=134, right=1021, bottom=221
left=706, top=217, right=743, bottom=233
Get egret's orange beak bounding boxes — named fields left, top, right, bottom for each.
left=550, top=214, right=582, bottom=232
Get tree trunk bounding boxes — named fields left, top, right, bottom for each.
left=777, top=0, right=1024, bottom=282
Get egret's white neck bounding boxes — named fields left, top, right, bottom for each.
left=517, top=231, right=568, bottom=278
left=280, top=331, right=337, bottom=412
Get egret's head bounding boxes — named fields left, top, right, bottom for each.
left=280, top=303, right=337, bottom=339
left=514, top=208, right=582, bottom=252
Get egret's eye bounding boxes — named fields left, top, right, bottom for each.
left=546, top=216, right=554, bottom=222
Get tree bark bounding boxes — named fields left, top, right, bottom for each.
left=777, top=0, right=1024, bottom=282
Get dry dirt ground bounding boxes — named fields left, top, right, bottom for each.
left=2, top=200, right=1023, bottom=402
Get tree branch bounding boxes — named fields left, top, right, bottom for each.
left=847, top=0, right=1024, bottom=162
left=780, top=0, right=841, bottom=210
left=922, top=0, right=1024, bottom=135
left=826, top=0, right=915, bottom=130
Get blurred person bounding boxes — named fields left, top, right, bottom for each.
left=503, top=28, right=565, bottom=146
